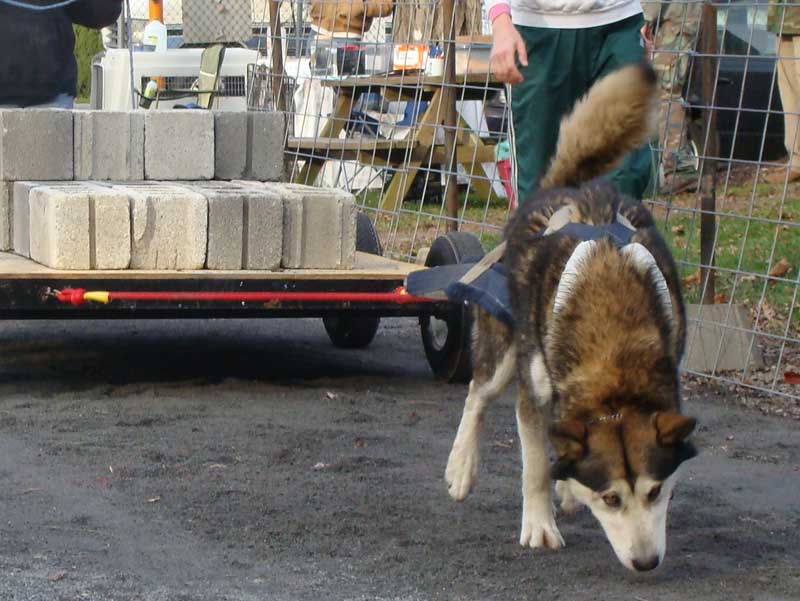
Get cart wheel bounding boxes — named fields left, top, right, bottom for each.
left=323, top=213, right=382, bottom=349
left=420, top=232, right=484, bottom=383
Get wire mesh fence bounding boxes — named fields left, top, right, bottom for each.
left=114, top=0, right=798, bottom=404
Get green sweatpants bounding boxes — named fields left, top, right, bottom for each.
left=511, top=14, right=653, bottom=202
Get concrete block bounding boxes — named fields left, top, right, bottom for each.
left=0, top=181, right=11, bottom=251
left=13, top=181, right=88, bottom=258
left=243, top=187, right=283, bottom=269
left=245, top=112, right=285, bottom=181
left=144, top=111, right=214, bottom=180
left=87, top=185, right=131, bottom=269
left=178, top=181, right=282, bottom=270
left=250, top=182, right=356, bottom=269
left=23, top=182, right=131, bottom=269
left=0, top=109, right=73, bottom=181
left=683, top=303, right=765, bottom=372
left=214, top=112, right=285, bottom=181
left=113, top=183, right=207, bottom=270
left=74, top=111, right=145, bottom=180
left=214, top=112, right=247, bottom=180
left=29, top=186, right=90, bottom=270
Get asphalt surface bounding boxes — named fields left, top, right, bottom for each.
left=0, top=317, right=797, bottom=601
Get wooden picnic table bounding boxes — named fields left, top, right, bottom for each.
left=288, top=72, right=504, bottom=211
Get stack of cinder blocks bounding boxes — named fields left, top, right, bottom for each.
left=0, top=108, right=357, bottom=271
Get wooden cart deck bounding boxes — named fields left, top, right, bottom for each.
left=0, top=252, right=444, bottom=320
left=0, top=252, right=423, bottom=280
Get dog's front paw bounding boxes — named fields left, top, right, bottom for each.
left=555, top=480, right=580, bottom=515
left=519, top=501, right=565, bottom=550
left=445, top=443, right=478, bottom=501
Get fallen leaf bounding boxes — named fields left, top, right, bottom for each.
left=768, top=258, right=791, bottom=279
left=146, top=496, right=161, bottom=504
left=785, top=371, right=800, bottom=385
left=714, top=293, right=727, bottom=304
left=671, top=225, right=686, bottom=236
left=492, top=438, right=515, bottom=449
left=756, top=299, right=777, bottom=322
left=49, top=570, right=67, bottom=582
left=682, top=270, right=701, bottom=287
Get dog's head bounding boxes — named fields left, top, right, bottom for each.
left=550, top=411, right=697, bottom=572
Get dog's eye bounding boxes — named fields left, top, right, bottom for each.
left=602, top=492, right=621, bottom=508
left=647, top=485, right=662, bottom=503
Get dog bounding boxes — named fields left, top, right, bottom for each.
left=444, top=63, right=697, bottom=572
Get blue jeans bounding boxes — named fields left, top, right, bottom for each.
left=0, top=93, right=75, bottom=109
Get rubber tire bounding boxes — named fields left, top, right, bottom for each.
left=419, top=232, right=484, bottom=383
left=323, top=213, right=382, bottom=349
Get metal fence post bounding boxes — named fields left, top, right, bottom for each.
left=443, top=0, right=459, bottom=232
left=269, top=0, right=287, bottom=113
left=699, top=2, right=719, bottom=304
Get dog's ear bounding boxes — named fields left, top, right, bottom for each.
left=653, top=412, right=696, bottom=446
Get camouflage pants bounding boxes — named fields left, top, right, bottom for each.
left=651, top=1, right=702, bottom=170
left=776, top=37, right=800, bottom=169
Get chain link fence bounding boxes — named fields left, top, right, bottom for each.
left=112, top=1, right=798, bottom=406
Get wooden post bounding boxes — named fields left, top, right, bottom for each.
left=442, top=0, right=460, bottom=232
left=699, top=3, right=718, bottom=304
left=268, top=0, right=288, bottom=112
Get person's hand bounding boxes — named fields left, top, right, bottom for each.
left=641, top=22, right=655, bottom=60
left=490, top=14, right=528, bottom=84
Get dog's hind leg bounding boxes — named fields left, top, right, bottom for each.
left=516, top=384, right=565, bottom=550
left=446, top=311, right=514, bottom=501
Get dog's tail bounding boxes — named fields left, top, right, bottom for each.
left=538, top=63, right=658, bottom=190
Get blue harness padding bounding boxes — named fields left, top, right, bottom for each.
left=405, top=219, right=637, bottom=326
left=445, top=261, right=515, bottom=326
left=557, top=221, right=636, bottom=247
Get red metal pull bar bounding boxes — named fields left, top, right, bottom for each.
left=55, top=287, right=436, bottom=307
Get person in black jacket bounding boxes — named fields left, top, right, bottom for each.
left=0, top=0, right=122, bottom=108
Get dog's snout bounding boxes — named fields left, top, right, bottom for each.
left=631, top=556, right=660, bottom=572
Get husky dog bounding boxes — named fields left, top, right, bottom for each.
left=444, top=64, right=697, bottom=572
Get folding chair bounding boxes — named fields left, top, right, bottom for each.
left=139, top=44, right=227, bottom=109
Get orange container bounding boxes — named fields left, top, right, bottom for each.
left=392, top=44, right=427, bottom=71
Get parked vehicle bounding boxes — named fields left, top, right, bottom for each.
left=688, top=0, right=785, bottom=162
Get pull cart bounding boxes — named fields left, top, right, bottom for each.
left=0, top=214, right=484, bottom=383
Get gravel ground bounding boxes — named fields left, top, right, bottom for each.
left=0, top=317, right=798, bottom=601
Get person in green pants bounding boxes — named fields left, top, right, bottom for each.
left=485, top=0, right=653, bottom=202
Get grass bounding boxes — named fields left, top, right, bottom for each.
left=653, top=179, right=799, bottom=330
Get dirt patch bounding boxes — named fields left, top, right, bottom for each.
left=0, top=318, right=797, bottom=600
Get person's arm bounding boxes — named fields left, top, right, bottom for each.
left=66, top=0, right=123, bottom=29
left=364, top=0, right=395, bottom=19
left=486, top=1, right=527, bottom=84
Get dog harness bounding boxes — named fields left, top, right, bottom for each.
left=405, top=210, right=673, bottom=327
